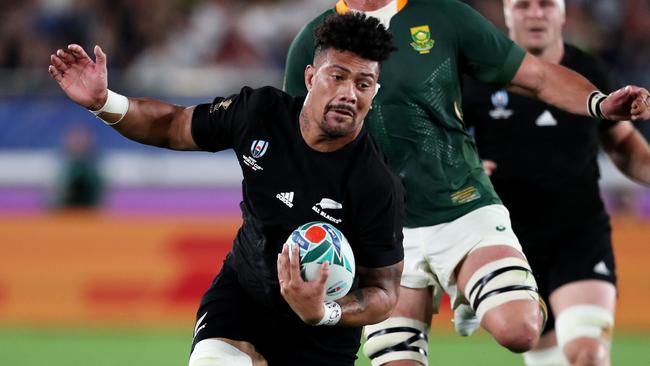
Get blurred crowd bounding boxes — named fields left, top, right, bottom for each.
left=0, top=0, right=329, bottom=72
left=2, top=0, right=650, bottom=86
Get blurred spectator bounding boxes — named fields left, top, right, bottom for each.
left=51, top=123, right=104, bottom=208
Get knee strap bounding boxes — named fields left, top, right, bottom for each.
left=555, top=305, right=614, bottom=348
left=466, top=257, right=545, bottom=322
left=363, top=317, right=429, bottom=366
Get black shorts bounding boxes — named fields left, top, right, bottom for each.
left=513, top=211, right=617, bottom=334
left=190, top=260, right=361, bottom=366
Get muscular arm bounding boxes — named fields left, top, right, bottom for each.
left=508, top=53, right=597, bottom=116
left=601, top=121, right=650, bottom=184
left=48, top=44, right=199, bottom=151
left=108, top=98, right=199, bottom=151
left=509, top=53, right=650, bottom=121
left=336, top=261, right=403, bottom=327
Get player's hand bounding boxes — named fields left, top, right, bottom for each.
left=482, top=160, right=497, bottom=176
left=277, top=243, right=329, bottom=325
left=601, top=85, right=650, bottom=121
left=48, top=44, right=109, bottom=110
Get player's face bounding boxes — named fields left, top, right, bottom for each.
left=305, top=49, right=379, bottom=138
left=505, top=0, right=565, bottom=54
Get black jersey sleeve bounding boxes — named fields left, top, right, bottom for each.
left=352, top=174, right=405, bottom=268
left=191, top=86, right=262, bottom=152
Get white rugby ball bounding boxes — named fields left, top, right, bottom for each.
left=285, top=221, right=355, bottom=301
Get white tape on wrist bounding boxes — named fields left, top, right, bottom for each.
left=315, top=301, right=342, bottom=326
left=587, top=91, right=607, bottom=120
left=90, top=89, right=130, bottom=126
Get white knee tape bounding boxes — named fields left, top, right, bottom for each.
left=189, top=339, right=253, bottom=366
left=465, top=257, right=542, bottom=321
left=363, top=317, right=429, bottom=366
left=555, top=305, right=614, bottom=348
left=523, top=346, right=570, bottom=366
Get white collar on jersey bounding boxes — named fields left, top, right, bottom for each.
left=358, top=0, right=398, bottom=29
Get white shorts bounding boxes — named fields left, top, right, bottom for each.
left=401, top=204, right=524, bottom=310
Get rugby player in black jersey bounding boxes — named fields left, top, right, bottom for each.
left=48, top=13, right=404, bottom=366
left=463, top=1, right=650, bottom=365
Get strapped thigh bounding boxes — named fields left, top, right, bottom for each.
left=465, top=257, right=547, bottom=323
left=363, top=317, right=429, bottom=366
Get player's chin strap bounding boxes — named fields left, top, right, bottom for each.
left=363, top=317, right=429, bottom=366
left=465, top=257, right=547, bottom=327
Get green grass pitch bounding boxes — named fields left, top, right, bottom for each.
left=1, top=328, right=648, bottom=365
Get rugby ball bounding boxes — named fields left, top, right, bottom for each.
left=285, top=222, right=355, bottom=301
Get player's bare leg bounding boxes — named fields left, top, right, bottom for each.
left=364, top=286, right=433, bottom=366
left=456, top=245, right=545, bottom=353
left=550, top=280, right=615, bottom=366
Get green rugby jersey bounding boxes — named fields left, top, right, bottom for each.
left=284, top=0, right=525, bottom=227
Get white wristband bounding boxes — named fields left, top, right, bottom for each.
left=315, top=301, right=342, bottom=326
left=587, top=91, right=607, bottom=120
left=90, top=89, right=130, bottom=126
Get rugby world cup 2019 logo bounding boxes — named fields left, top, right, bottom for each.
left=250, top=140, right=268, bottom=158
left=489, top=90, right=514, bottom=119
left=410, top=25, right=435, bottom=54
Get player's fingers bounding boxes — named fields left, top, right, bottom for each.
left=50, top=54, right=68, bottom=72
left=48, top=65, right=63, bottom=83
left=316, top=261, right=330, bottom=287
left=94, top=45, right=107, bottom=69
left=277, top=245, right=290, bottom=285
left=289, top=244, right=302, bottom=282
left=56, top=48, right=75, bottom=65
left=67, top=44, right=92, bottom=62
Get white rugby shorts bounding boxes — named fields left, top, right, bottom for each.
left=400, top=204, right=524, bottom=310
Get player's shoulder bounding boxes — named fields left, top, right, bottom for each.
left=238, top=86, right=299, bottom=112
left=562, top=44, right=613, bottom=80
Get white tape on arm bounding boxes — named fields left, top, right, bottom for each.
left=587, top=91, right=607, bottom=120
left=90, top=89, right=130, bottom=126
left=314, top=301, right=342, bottom=326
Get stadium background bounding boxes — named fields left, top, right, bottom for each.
left=1, top=0, right=649, bottom=364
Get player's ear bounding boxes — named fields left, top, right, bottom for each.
left=305, top=65, right=315, bottom=92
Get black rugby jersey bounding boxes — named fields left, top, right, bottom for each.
left=191, top=86, right=404, bottom=307
left=462, top=44, right=620, bottom=224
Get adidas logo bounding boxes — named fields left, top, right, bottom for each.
left=276, top=192, right=294, bottom=208
left=536, top=110, right=557, bottom=126
left=593, top=261, right=611, bottom=276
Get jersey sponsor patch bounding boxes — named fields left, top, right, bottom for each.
left=450, top=186, right=481, bottom=205
left=409, top=25, right=435, bottom=54
left=535, top=110, right=558, bottom=126
left=489, top=90, right=513, bottom=119
left=277, top=192, right=294, bottom=208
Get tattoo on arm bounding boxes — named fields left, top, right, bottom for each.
left=337, top=261, right=403, bottom=323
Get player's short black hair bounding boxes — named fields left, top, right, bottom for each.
left=314, top=12, right=396, bottom=63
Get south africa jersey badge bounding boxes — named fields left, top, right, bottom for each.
left=409, top=25, right=435, bottom=54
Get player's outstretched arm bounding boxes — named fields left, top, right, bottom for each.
left=277, top=244, right=402, bottom=327
left=48, top=44, right=199, bottom=151
left=509, top=53, right=650, bottom=122
left=601, top=121, right=650, bottom=185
